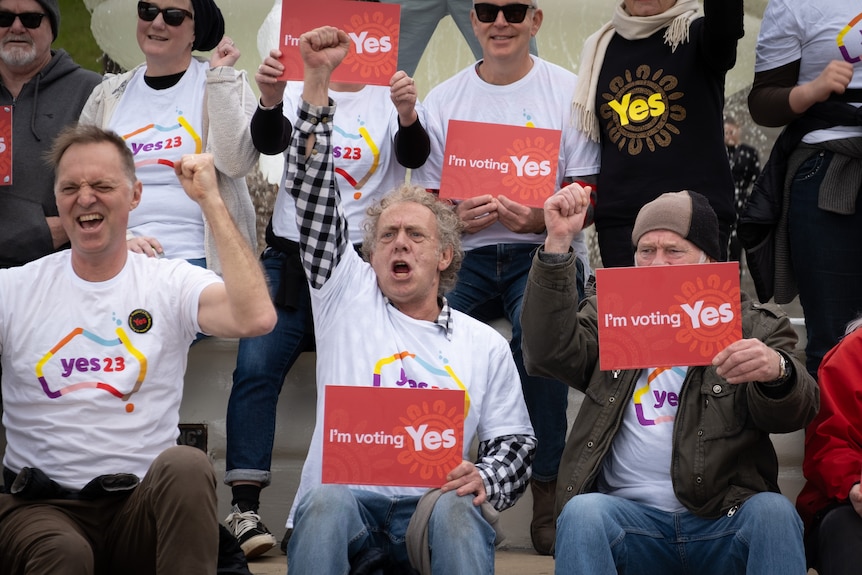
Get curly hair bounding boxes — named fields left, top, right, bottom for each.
left=361, top=184, right=464, bottom=296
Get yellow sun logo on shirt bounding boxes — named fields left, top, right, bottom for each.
left=600, top=65, right=685, bottom=156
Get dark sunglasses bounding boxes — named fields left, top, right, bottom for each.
left=137, top=1, right=193, bottom=26
left=474, top=3, right=534, bottom=24
left=0, top=12, right=45, bottom=29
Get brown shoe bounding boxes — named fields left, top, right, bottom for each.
left=530, top=478, right=556, bottom=555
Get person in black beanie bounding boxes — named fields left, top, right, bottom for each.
left=189, top=0, right=224, bottom=51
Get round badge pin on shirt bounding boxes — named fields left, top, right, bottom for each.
left=129, top=309, right=153, bottom=334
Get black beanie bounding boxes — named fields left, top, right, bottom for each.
left=35, top=0, right=59, bottom=40
left=190, top=0, right=224, bottom=52
left=631, top=190, right=722, bottom=262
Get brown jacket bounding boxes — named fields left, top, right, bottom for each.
left=521, top=252, right=819, bottom=519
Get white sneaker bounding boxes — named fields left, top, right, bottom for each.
left=224, top=505, right=277, bottom=558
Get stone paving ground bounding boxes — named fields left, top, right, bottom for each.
left=246, top=547, right=555, bottom=575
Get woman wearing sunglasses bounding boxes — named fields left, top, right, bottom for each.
left=79, top=0, right=258, bottom=275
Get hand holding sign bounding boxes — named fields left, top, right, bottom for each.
left=255, top=49, right=286, bottom=109
left=455, top=195, right=499, bottom=235
left=496, top=195, right=544, bottom=235
left=389, top=70, right=418, bottom=127
left=712, top=338, right=783, bottom=385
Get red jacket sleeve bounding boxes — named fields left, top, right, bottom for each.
left=797, top=329, right=862, bottom=526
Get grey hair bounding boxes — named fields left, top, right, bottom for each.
left=846, top=315, right=862, bottom=336
left=361, top=184, right=464, bottom=296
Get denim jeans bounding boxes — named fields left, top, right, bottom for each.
left=446, top=243, right=580, bottom=481
left=789, top=150, right=862, bottom=377
left=287, top=485, right=495, bottom=575
left=224, top=248, right=313, bottom=485
left=555, top=492, right=806, bottom=575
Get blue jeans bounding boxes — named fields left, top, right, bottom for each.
left=555, top=492, right=806, bottom=575
left=225, top=248, right=313, bottom=485
left=445, top=243, right=581, bottom=481
left=287, top=485, right=495, bottom=575
left=789, top=150, right=862, bottom=377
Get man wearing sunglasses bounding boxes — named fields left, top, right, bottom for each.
left=0, top=0, right=100, bottom=270
left=410, top=0, right=600, bottom=556
left=386, top=0, right=536, bottom=77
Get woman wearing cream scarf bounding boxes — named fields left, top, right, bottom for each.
left=572, top=0, right=743, bottom=268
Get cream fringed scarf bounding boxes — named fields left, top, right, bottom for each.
left=572, top=0, right=702, bottom=143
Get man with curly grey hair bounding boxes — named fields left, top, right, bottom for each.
left=282, top=25, right=536, bottom=575
left=361, top=183, right=464, bottom=297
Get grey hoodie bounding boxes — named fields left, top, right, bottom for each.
left=0, top=49, right=101, bottom=268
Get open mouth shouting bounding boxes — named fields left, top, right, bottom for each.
left=392, top=260, right=411, bottom=277
left=78, top=213, right=104, bottom=230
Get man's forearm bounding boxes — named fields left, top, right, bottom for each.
left=200, top=194, right=274, bottom=334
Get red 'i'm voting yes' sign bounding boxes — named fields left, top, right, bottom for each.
left=595, top=262, right=742, bottom=370
left=322, top=386, right=465, bottom=488
left=439, top=120, right=561, bottom=208
left=0, top=106, right=12, bottom=184
left=278, top=0, right=400, bottom=86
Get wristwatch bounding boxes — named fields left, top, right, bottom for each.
left=776, top=351, right=790, bottom=383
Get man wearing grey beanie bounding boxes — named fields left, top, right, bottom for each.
left=0, top=0, right=100, bottom=269
left=521, top=186, right=818, bottom=574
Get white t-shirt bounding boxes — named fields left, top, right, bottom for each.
left=287, top=248, right=534, bottom=526
left=0, top=252, right=220, bottom=490
left=411, top=56, right=600, bottom=263
left=598, top=366, right=687, bottom=513
left=271, top=83, right=411, bottom=244
left=755, top=0, right=862, bottom=143
left=109, top=60, right=209, bottom=259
